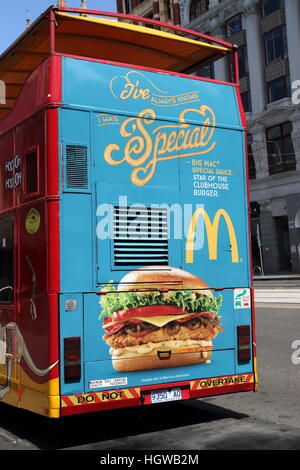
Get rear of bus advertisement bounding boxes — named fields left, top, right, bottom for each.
left=0, top=7, right=257, bottom=417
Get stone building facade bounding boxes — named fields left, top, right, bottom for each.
left=117, top=0, right=300, bottom=274
left=116, top=0, right=181, bottom=24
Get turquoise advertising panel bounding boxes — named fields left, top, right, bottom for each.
left=60, top=57, right=252, bottom=395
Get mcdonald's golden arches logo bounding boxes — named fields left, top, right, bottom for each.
left=186, top=208, right=239, bottom=263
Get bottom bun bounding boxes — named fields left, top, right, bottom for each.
left=110, top=340, right=213, bottom=372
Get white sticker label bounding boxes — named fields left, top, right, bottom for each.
left=234, top=288, right=251, bottom=309
left=65, top=300, right=77, bottom=311
left=89, top=377, right=128, bottom=389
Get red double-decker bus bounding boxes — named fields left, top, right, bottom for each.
left=0, top=6, right=256, bottom=417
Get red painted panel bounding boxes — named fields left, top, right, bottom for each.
left=47, top=55, right=62, bottom=106
left=0, top=68, right=40, bottom=136
left=36, top=60, right=49, bottom=110
left=14, top=112, right=46, bottom=207
left=0, top=51, right=61, bottom=394
left=234, top=86, right=257, bottom=363
left=17, top=201, right=58, bottom=384
left=45, top=108, right=60, bottom=295
left=47, top=201, right=60, bottom=293
left=45, top=108, right=59, bottom=198
left=18, top=201, right=47, bottom=295
left=0, top=130, right=15, bottom=211
left=0, top=56, right=62, bottom=138
left=18, top=293, right=59, bottom=385
left=48, top=293, right=59, bottom=381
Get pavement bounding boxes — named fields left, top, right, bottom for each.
left=0, top=272, right=299, bottom=454
left=63, top=414, right=300, bottom=451
left=253, top=274, right=300, bottom=304
left=3, top=402, right=300, bottom=451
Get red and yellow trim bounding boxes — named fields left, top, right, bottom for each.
left=61, top=387, right=141, bottom=415
left=190, top=373, right=254, bottom=392
left=60, top=373, right=255, bottom=416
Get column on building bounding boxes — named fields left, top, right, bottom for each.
left=172, top=0, right=181, bottom=25
left=117, top=0, right=125, bottom=13
left=289, top=108, right=300, bottom=272
left=249, top=123, right=269, bottom=179
left=153, top=0, right=160, bottom=21
left=285, top=0, right=300, bottom=172
left=159, top=0, right=171, bottom=23
left=285, top=0, right=300, bottom=87
left=210, top=24, right=230, bottom=83
left=290, top=108, right=300, bottom=172
left=286, top=192, right=300, bottom=274
left=243, top=4, right=267, bottom=115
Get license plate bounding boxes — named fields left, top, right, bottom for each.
left=150, top=387, right=182, bottom=404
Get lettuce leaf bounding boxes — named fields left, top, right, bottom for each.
left=99, top=281, right=222, bottom=320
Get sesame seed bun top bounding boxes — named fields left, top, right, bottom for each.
left=117, top=266, right=213, bottom=298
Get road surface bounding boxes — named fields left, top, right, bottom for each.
left=0, top=303, right=299, bottom=452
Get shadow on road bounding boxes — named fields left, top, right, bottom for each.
left=0, top=399, right=248, bottom=450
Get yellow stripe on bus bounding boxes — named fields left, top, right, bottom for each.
left=61, top=388, right=141, bottom=407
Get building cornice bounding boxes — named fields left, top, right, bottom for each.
left=250, top=171, right=300, bottom=201
left=247, top=101, right=300, bottom=130
left=182, top=0, right=261, bottom=32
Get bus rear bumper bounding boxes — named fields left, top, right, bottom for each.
left=60, top=372, right=255, bottom=417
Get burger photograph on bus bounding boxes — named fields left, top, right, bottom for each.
left=99, top=266, right=223, bottom=372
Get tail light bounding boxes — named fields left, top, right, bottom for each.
left=237, top=325, right=251, bottom=363
left=64, top=337, right=81, bottom=383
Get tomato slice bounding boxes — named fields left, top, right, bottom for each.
left=111, top=305, right=184, bottom=323
left=103, top=322, right=124, bottom=335
left=103, top=316, right=143, bottom=334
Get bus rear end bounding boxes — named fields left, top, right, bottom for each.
left=0, top=7, right=257, bottom=418
left=57, top=13, right=257, bottom=416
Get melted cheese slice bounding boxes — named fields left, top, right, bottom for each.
left=104, top=313, right=194, bottom=329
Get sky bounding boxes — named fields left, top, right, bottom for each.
left=0, top=0, right=117, bottom=54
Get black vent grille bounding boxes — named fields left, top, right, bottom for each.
left=5, top=325, right=16, bottom=358
left=65, top=145, right=88, bottom=190
left=113, top=206, right=169, bottom=266
left=25, top=150, right=38, bottom=194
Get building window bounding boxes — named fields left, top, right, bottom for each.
left=274, top=216, right=291, bottom=272
left=262, top=0, right=285, bottom=17
left=238, top=45, right=249, bottom=79
left=226, top=14, right=242, bottom=37
left=247, top=134, right=256, bottom=179
left=194, top=63, right=214, bottom=79
left=267, top=75, right=290, bottom=102
left=189, top=0, right=209, bottom=21
left=250, top=202, right=262, bottom=274
left=164, top=0, right=172, bottom=20
left=264, top=25, right=288, bottom=65
left=0, top=214, right=14, bottom=303
left=267, top=122, right=296, bottom=174
left=124, top=0, right=131, bottom=14
left=241, top=91, right=252, bottom=113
